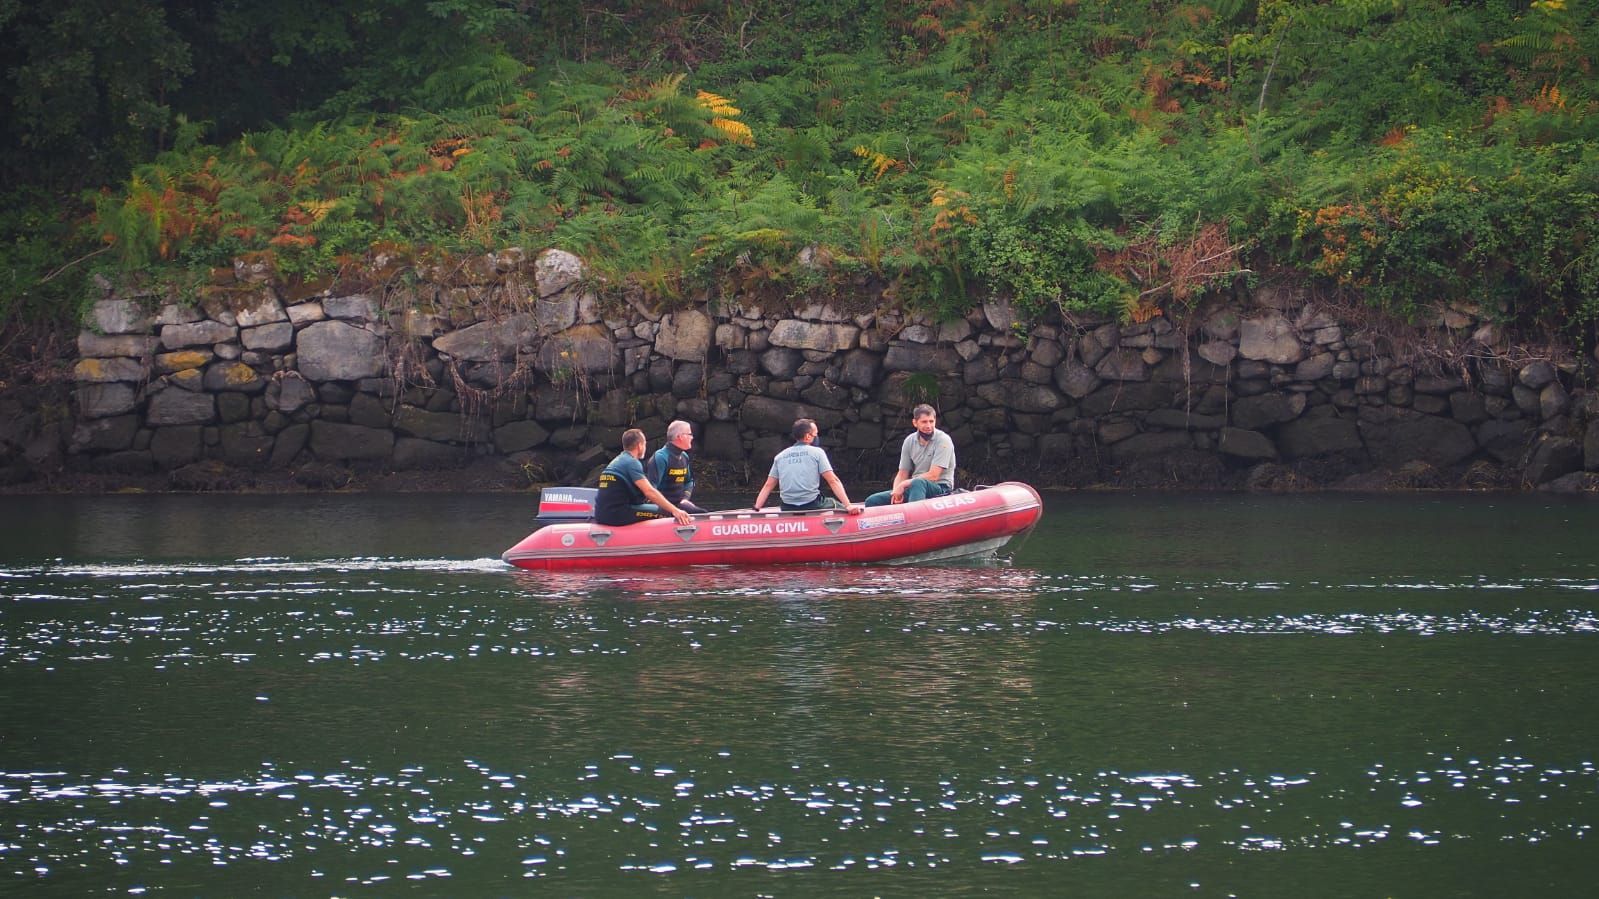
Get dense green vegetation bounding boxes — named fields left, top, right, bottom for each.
left=4, top=0, right=1597, bottom=343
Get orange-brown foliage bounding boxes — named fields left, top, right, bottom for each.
left=1096, top=220, right=1243, bottom=315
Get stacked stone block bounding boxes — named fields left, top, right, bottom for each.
left=57, top=249, right=1599, bottom=490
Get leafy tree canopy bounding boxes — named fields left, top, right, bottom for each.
left=3, top=0, right=1598, bottom=343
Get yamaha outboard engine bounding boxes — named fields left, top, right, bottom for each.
left=534, top=487, right=598, bottom=524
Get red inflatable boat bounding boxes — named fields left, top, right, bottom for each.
left=502, top=482, right=1043, bottom=571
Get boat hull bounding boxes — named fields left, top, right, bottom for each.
left=502, top=482, right=1043, bottom=571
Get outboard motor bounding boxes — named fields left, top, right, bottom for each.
left=534, top=486, right=598, bottom=524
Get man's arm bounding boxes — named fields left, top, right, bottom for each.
left=889, top=434, right=917, bottom=500
left=646, top=448, right=665, bottom=490
left=752, top=476, right=778, bottom=510
left=888, top=467, right=912, bottom=502
left=634, top=477, right=692, bottom=525
left=822, top=471, right=863, bottom=514
left=928, top=432, right=956, bottom=484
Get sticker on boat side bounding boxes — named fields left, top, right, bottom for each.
left=856, top=512, right=906, bottom=530
left=561, top=533, right=575, bottom=546
left=709, top=521, right=810, bottom=536
left=927, top=494, right=978, bottom=511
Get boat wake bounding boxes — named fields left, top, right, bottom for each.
left=0, top=557, right=509, bottom=579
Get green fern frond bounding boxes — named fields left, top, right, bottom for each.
left=1496, top=33, right=1557, bottom=65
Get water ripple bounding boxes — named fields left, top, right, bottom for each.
left=3, top=565, right=1598, bottom=668
left=2, top=750, right=1593, bottom=883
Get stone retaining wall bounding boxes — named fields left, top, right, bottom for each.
left=22, top=248, right=1599, bottom=491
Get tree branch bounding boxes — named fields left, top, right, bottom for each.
left=1258, top=16, right=1290, bottom=115
left=37, top=246, right=113, bottom=286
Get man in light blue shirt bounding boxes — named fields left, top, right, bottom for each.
left=865, top=404, right=956, bottom=506
left=752, top=419, right=862, bottom=513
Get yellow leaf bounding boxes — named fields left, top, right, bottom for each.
left=711, top=118, right=754, bottom=146
left=301, top=200, right=337, bottom=222
left=696, top=90, right=741, bottom=118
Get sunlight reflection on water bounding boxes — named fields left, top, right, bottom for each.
left=3, top=492, right=1599, bottom=893
left=4, top=749, right=1594, bottom=880
left=4, top=560, right=1599, bottom=669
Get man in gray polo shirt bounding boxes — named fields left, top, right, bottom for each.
left=752, top=418, right=862, bottom=513
left=865, top=403, right=956, bottom=506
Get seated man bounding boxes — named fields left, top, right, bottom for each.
left=752, top=418, right=862, bottom=514
left=594, top=428, right=694, bottom=527
left=865, top=403, right=956, bottom=506
left=647, top=419, right=707, bottom=514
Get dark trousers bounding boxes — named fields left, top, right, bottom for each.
left=781, top=496, right=845, bottom=512
left=594, top=503, right=667, bottom=526
left=864, top=479, right=952, bottom=507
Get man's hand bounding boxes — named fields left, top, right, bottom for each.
left=847, top=503, right=864, bottom=515
left=672, top=507, right=692, bottom=525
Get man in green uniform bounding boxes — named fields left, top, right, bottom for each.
left=594, top=429, right=694, bottom=527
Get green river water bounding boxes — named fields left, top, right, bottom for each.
left=1, top=491, right=1596, bottom=896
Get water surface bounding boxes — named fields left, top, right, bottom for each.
left=2, top=491, right=1596, bottom=894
